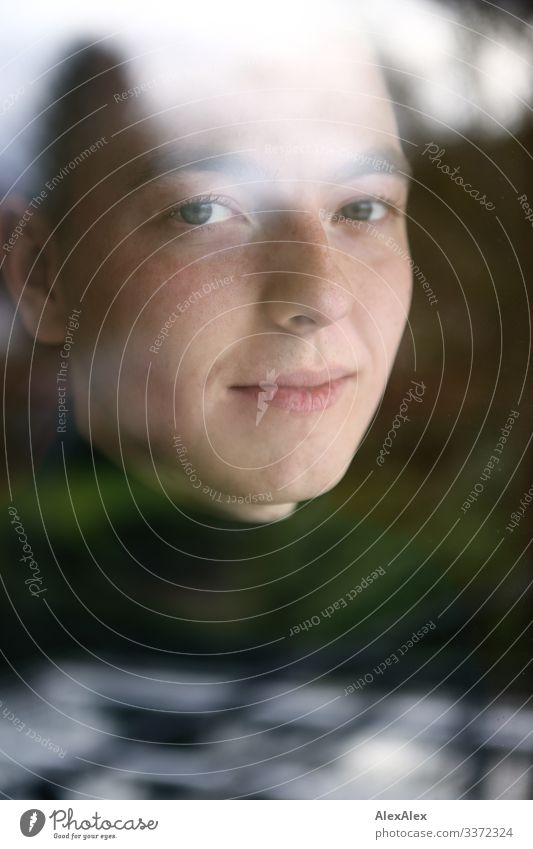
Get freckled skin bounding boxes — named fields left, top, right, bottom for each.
left=33, top=41, right=413, bottom=522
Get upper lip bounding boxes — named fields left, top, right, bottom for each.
left=231, top=366, right=356, bottom=388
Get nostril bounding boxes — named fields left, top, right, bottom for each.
left=291, top=314, right=316, bottom=327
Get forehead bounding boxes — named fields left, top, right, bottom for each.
left=96, top=31, right=400, bottom=172
left=142, top=44, right=392, bottom=124
left=55, top=28, right=407, bottom=216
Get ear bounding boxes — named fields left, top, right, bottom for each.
left=1, top=195, right=67, bottom=344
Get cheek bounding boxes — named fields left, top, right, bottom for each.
left=126, top=281, right=240, bottom=408
left=363, top=256, right=412, bottom=342
left=339, top=258, right=411, bottom=386
left=387, top=258, right=413, bottom=338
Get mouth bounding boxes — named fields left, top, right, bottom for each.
left=229, top=368, right=356, bottom=415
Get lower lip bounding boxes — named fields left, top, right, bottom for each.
left=230, top=376, right=354, bottom=415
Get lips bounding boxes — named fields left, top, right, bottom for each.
left=229, top=367, right=356, bottom=415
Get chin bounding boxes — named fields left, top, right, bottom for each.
left=209, top=459, right=352, bottom=523
left=223, top=448, right=354, bottom=507
left=273, top=462, right=352, bottom=503
left=207, top=498, right=299, bottom=524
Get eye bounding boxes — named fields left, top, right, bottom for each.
left=337, top=198, right=390, bottom=222
left=169, top=196, right=235, bottom=227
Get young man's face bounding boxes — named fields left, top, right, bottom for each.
left=38, top=42, right=412, bottom=520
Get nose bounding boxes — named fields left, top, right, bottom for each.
left=252, top=213, right=354, bottom=336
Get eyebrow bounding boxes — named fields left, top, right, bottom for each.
left=332, top=147, right=412, bottom=182
left=126, top=148, right=268, bottom=191
left=126, top=143, right=411, bottom=191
